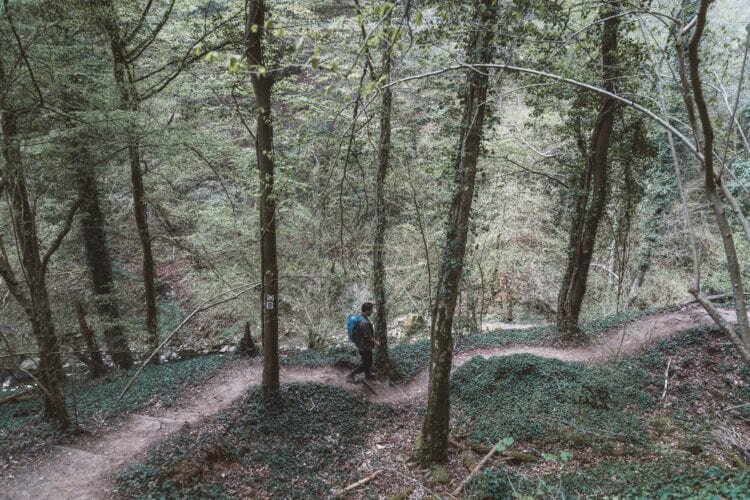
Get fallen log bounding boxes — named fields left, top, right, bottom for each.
left=0, top=387, right=34, bottom=406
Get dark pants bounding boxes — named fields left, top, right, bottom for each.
left=352, top=350, right=373, bottom=376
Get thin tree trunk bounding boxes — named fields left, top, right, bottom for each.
left=74, top=301, right=108, bottom=377
left=372, top=3, right=394, bottom=375
left=0, top=109, right=71, bottom=429
left=684, top=0, right=750, bottom=358
left=246, top=0, right=280, bottom=399
left=415, top=0, right=495, bottom=466
left=77, top=163, right=133, bottom=369
left=100, top=0, right=159, bottom=354
left=556, top=2, right=620, bottom=341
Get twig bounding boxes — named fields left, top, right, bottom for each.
left=117, top=283, right=259, bottom=401
left=452, top=439, right=509, bottom=496
left=661, top=358, right=672, bottom=404
left=718, top=402, right=750, bottom=414
left=343, top=470, right=380, bottom=492
left=612, top=325, right=628, bottom=362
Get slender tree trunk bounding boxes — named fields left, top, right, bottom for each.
left=74, top=301, right=108, bottom=377
left=0, top=109, right=70, bottom=429
left=373, top=5, right=394, bottom=375
left=414, top=0, right=495, bottom=466
left=246, top=0, right=280, bottom=399
left=684, top=0, right=750, bottom=359
left=77, top=163, right=133, bottom=369
left=100, top=1, right=159, bottom=353
left=556, top=2, right=620, bottom=340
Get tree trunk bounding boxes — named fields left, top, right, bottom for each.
left=74, top=301, right=108, bottom=377
left=556, top=2, right=620, bottom=341
left=0, top=109, right=71, bottom=429
left=684, top=0, right=750, bottom=360
left=77, top=163, right=133, bottom=369
left=100, top=0, right=159, bottom=354
left=246, top=0, right=280, bottom=400
left=373, top=5, right=394, bottom=375
left=414, top=0, right=495, bottom=466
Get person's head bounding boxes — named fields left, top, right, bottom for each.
left=361, top=302, right=374, bottom=317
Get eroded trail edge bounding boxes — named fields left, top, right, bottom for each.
left=0, top=304, right=726, bottom=499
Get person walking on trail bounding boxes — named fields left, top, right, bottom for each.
left=348, top=302, right=378, bottom=382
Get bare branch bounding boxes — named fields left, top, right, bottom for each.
left=117, top=282, right=260, bottom=401
left=2, top=0, right=44, bottom=105
left=0, top=236, right=31, bottom=315
left=125, top=0, right=176, bottom=64
left=123, top=0, right=155, bottom=46
left=384, top=62, right=701, bottom=161
left=183, top=142, right=237, bottom=216
left=41, top=197, right=82, bottom=275
left=231, top=84, right=256, bottom=142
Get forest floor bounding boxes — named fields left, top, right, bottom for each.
left=0, top=303, right=738, bottom=499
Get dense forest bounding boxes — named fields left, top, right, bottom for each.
left=1, top=0, right=750, bottom=497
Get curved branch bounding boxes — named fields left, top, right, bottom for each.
left=125, top=0, right=176, bottom=64
left=123, top=0, right=155, bottom=46
left=2, top=0, right=43, bottom=105
left=383, top=62, right=701, bottom=160
left=116, top=282, right=260, bottom=401
left=41, top=197, right=82, bottom=275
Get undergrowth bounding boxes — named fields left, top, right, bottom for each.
left=0, top=354, right=233, bottom=460
left=463, top=325, right=750, bottom=498
left=451, top=354, right=653, bottom=450
left=116, top=383, right=397, bottom=498
left=468, top=461, right=750, bottom=498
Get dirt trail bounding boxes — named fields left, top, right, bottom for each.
left=0, top=303, right=727, bottom=499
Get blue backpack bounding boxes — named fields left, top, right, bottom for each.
left=347, top=314, right=365, bottom=342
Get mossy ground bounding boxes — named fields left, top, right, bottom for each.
left=3, top=308, right=748, bottom=498
left=116, top=383, right=398, bottom=498
left=463, top=326, right=750, bottom=498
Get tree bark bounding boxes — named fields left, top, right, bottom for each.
left=556, top=2, right=620, bottom=341
left=74, top=301, right=108, bottom=377
left=246, top=0, right=280, bottom=400
left=684, top=0, right=750, bottom=360
left=372, top=3, right=395, bottom=375
left=414, top=0, right=495, bottom=466
left=0, top=109, right=71, bottom=429
left=99, top=0, right=159, bottom=354
left=77, top=163, right=134, bottom=369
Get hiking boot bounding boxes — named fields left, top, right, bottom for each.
left=346, top=373, right=357, bottom=383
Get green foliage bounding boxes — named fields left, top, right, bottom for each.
left=117, top=383, right=397, bottom=498
left=469, top=462, right=750, bottom=498
left=158, top=300, right=185, bottom=336
left=282, top=345, right=360, bottom=366
left=452, top=354, right=652, bottom=449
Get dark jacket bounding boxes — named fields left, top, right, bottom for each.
left=352, top=316, right=375, bottom=352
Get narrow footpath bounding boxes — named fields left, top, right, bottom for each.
left=0, top=303, right=726, bottom=499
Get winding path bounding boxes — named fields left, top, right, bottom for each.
left=0, top=303, right=728, bottom=499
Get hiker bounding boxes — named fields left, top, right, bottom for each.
left=347, top=302, right=378, bottom=382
